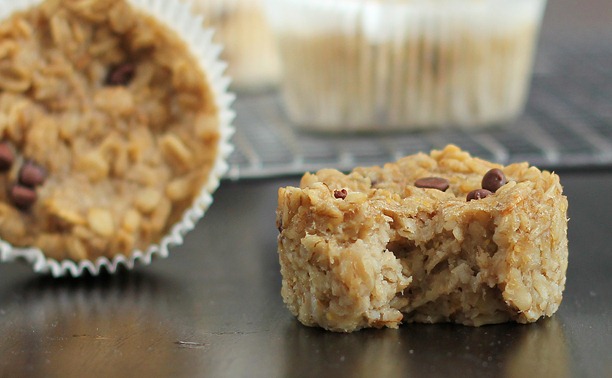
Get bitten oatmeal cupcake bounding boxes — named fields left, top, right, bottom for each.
left=266, top=0, right=546, bottom=131
left=277, top=145, right=568, bottom=332
left=187, top=0, right=281, bottom=90
left=0, top=0, right=234, bottom=276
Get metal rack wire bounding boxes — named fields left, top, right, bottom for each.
left=226, top=37, right=612, bottom=180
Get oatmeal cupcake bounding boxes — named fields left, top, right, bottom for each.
left=277, top=145, right=568, bottom=332
left=187, top=0, right=281, bottom=90
left=266, top=0, right=547, bottom=131
left=0, top=0, right=234, bottom=276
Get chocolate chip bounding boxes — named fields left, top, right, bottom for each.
left=19, top=161, right=47, bottom=188
left=9, top=184, right=37, bottom=210
left=482, top=168, right=507, bottom=193
left=414, top=177, right=450, bottom=192
left=0, top=142, right=14, bottom=172
left=334, top=189, right=348, bottom=199
left=467, top=189, right=492, bottom=201
left=106, top=63, right=136, bottom=86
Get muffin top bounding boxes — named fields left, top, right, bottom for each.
left=0, top=0, right=220, bottom=261
left=296, top=144, right=561, bottom=220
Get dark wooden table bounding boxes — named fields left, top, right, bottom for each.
left=1, top=171, right=611, bottom=377
left=1, top=0, right=612, bottom=377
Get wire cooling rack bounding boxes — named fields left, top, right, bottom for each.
left=225, top=36, right=612, bottom=180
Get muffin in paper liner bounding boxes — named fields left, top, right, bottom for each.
left=185, top=0, right=281, bottom=91
left=0, top=0, right=235, bottom=277
left=265, top=0, right=547, bottom=132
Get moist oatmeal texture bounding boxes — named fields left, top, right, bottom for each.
left=0, top=0, right=220, bottom=261
left=276, top=145, right=568, bottom=332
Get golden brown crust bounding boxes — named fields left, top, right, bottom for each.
left=277, top=145, right=568, bottom=332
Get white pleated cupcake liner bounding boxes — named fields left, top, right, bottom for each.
left=265, top=0, right=546, bottom=131
left=0, top=0, right=235, bottom=277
